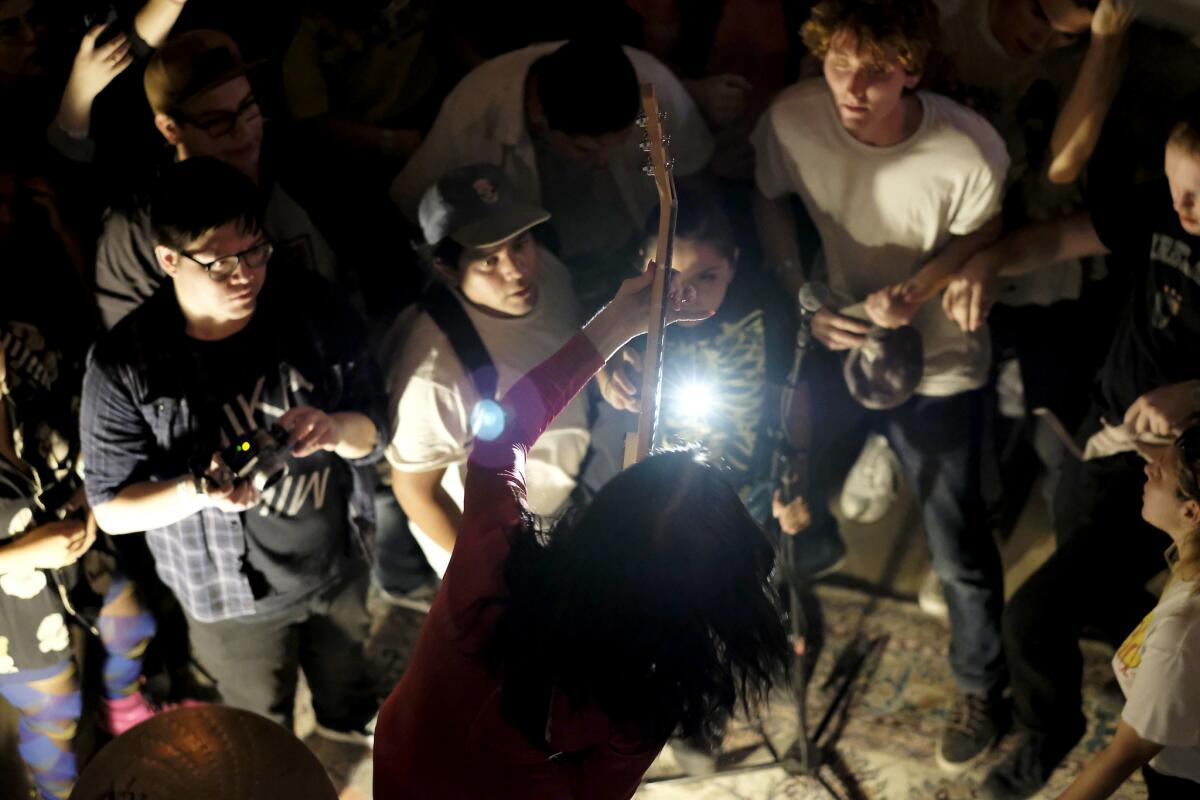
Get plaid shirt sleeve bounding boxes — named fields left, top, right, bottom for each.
left=80, top=343, right=156, bottom=506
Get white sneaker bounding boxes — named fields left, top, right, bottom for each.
left=917, top=570, right=949, bottom=621
left=838, top=434, right=901, bottom=524
left=314, top=712, right=376, bottom=749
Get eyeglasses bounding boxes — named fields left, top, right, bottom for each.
left=178, top=240, right=273, bottom=282
left=172, top=95, right=262, bottom=138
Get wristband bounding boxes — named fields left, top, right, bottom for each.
left=177, top=474, right=208, bottom=505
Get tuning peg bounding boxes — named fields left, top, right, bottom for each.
left=642, top=164, right=655, bottom=176
left=658, top=110, right=667, bottom=121
left=661, top=134, right=671, bottom=147
left=666, top=157, right=676, bottom=172
left=635, top=113, right=648, bottom=128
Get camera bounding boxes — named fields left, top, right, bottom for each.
left=219, top=424, right=292, bottom=492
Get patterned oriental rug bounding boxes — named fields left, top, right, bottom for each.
left=299, top=584, right=1145, bottom=799
left=636, top=584, right=1146, bottom=800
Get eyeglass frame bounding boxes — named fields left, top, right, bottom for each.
left=176, top=238, right=274, bottom=282
left=170, top=93, right=263, bottom=138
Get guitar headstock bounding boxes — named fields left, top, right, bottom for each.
left=637, top=83, right=676, bottom=205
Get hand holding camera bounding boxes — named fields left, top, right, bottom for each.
left=196, top=407, right=338, bottom=508
left=279, top=406, right=341, bottom=459
left=198, top=453, right=261, bottom=512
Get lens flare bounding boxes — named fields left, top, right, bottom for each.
left=470, top=399, right=506, bottom=442
left=675, top=380, right=716, bottom=420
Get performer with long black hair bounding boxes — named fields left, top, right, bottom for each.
left=373, top=265, right=792, bottom=798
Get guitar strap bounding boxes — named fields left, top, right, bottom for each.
left=417, top=283, right=499, bottom=401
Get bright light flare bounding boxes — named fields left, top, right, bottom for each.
left=470, top=399, right=506, bottom=442
left=674, top=380, right=716, bottom=421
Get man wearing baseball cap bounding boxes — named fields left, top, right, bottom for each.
left=93, top=28, right=345, bottom=329
left=381, top=163, right=589, bottom=577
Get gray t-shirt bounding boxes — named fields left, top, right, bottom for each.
left=94, top=181, right=340, bottom=329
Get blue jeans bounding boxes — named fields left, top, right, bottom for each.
left=372, top=484, right=433, bottom=595
left=802, top=349, right=1006, bottom=695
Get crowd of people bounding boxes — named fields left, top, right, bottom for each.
left=1, top=0, right=1198, bottom=798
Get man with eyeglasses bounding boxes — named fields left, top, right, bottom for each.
left=93, top=28, right=346, bottom=330
left=79, top=158, right=384, bottom=742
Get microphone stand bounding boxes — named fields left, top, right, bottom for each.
left=760, top=284, right=869, bottom=800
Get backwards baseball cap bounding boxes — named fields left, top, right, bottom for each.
left=419, top=164, right=550, bottom=249
left=144, top=30, right=262, bottom=115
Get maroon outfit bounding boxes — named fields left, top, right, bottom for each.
left=374, top=333, right=665, bottom=798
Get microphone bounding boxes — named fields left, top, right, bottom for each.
left=798, top=282, right=830, bottom=314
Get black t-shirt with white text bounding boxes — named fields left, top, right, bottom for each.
left=1090, top=178, right=1200, bottom=420
left=184, top=312, right=353, bottom=612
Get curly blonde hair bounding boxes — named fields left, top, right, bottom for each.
left=1173, top=427, right=1200, bottom=592
left=800, top=0, right=940, bottom=76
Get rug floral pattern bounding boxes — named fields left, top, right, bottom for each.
left=637, top=585, right=1145, bottom=800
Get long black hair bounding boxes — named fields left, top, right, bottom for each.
left=489, top=449, right=791, bottom=748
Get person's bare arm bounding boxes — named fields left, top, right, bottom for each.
left=864, top=217, right=1002, bottom=329
left=391, top=465, right=460, bottom=552
left=942, top=211, right=1108, bottom=331
left=753, top=191, right=805, bottom=297
left=908, top=217, right=1003, bottom=303
left=93, top=478, right=203, bottom=534
left=93, top=464, right=259, bottom=535
left=278, top=407, right=378, bottom=461
left=1047, top=0, right=1136, bottom=185
left=0, top=520, right=94, bottom=573
left=133, top=0, right=188, bottom=48
left=1055, top=720, right=1162, bottom=800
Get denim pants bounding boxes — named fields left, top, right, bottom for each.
left=371, top=484, right=434, bottom=595
left=1002, top=404, right=1164, bottom=737
left=802, top=349, right=1006, bottom=695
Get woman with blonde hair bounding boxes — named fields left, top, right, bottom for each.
left=1056, top=426, right=1200, bottom=798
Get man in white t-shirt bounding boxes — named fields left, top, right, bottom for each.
left=383, top=164, right=589, bottom=577
left=752, top=0, right=1010, bottom=773
left=388, top=39, right=713, bottom=305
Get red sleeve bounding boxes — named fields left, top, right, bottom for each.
left=443, top=333, right=606, bottom=624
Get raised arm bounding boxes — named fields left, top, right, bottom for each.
left=461, top=266, right=710, bottom=534
left=133, top=0, right=189, bottom=48
left=1047, top=0, right=1136, bottom=185
left=54, top=0, right=188, bottom=142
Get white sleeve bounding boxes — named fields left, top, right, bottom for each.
left=386, top=373, right=472, bottom=473
left=752, top=105, right=798, bottom=200
left=1121, top=615, right=1200, bottom=749
left=947, top=120, right=1010, bottom=236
